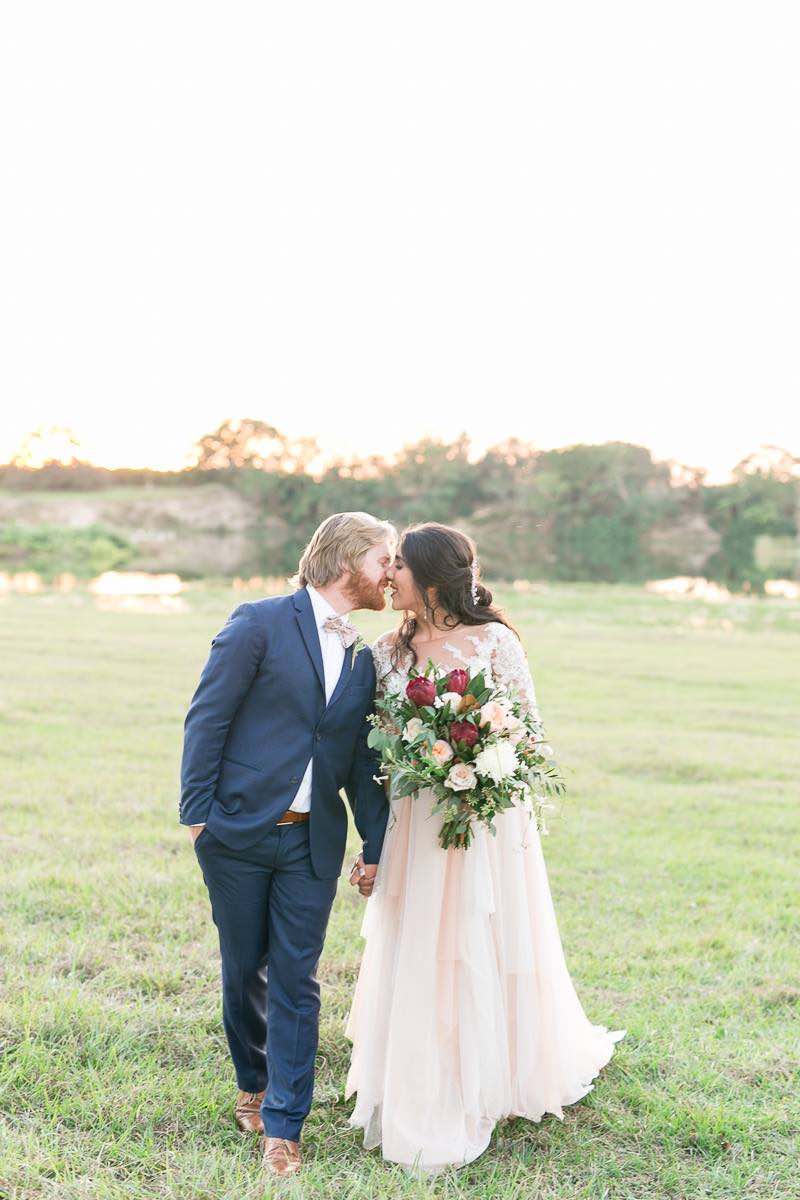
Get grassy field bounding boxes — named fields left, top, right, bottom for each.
left=1, top=582, right=798, bottom=1199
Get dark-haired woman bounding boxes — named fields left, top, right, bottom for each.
left=345, top=523, right=624, bottom=1172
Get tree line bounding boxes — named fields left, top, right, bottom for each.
left=1, top=421, right=798, bottom=588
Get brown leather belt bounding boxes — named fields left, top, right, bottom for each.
left=275, top=810, right=309, bottom=825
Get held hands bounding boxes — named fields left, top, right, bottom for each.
left=349, top=854, right=378, bottom=898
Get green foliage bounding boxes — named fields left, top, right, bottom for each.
left=0, top=522, right=134, bottom=579
left=1, top=433, right=797, bottom=586
left=703, top=472, right=797, bottom=588
left=544, top=444, right=677, bottom=581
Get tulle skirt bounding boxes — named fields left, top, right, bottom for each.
left=344, top=787, right=625, bottom=1170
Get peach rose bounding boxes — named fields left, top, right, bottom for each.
left=430, top=739, right=455, bottom=766
left=478, top=699, right=512, bottom=733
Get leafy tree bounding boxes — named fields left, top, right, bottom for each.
left=541, top=443, right=676, bottom=581
left=192, top=418, right=319, bottom=473
left=703, top=448, right=799, bottom=587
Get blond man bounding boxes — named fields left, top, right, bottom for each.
left=180, top=512, right=395, bottom=1178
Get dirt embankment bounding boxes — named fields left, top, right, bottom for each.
left=0, top=483, right=287, bottom=575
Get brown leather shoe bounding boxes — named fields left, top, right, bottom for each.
left=261, top=1136, right=302, bottom=1178
left=234, top=1089, right=265, bottom=1134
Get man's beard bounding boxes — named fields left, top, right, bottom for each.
left=344, top=569, right=387, bottom=612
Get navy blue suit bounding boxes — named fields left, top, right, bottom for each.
left=180, top=588, right=388, bottom=1140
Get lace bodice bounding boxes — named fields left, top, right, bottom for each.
left=371, top=622, right=540, bottom=720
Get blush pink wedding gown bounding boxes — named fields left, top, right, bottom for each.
left=345, top=623, right=625, bottom=1171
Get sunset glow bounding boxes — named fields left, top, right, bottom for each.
left=2, top=407, right=795, bottom=485
left=2, top=6, right=798, bottom=484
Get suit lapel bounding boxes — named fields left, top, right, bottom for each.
left=327, top=647, right=354, bottom=709
left=292, top=589, right=325, bottom=696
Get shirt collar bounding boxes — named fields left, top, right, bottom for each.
left=306, top=583, right=350, bottom=629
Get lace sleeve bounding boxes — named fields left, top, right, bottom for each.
left=489, top=624, right=540, bottom=719
left=370, top=633, right=395, bottom=701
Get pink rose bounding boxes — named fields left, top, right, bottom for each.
left=479, top=699, right=512, bottom=733
left=444, top=762, right=478, bottom=792
left=504, top=714, right=527, bottom=744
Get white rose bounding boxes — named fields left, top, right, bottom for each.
left=402, top=717, right=424, bottom=743
left=478, top=699, right=512, bottom=733
left=434, top=691, right=465, bottom=710
left=430, top=739, right=454, bottom=766
left=474, top=741, right=519, bottom=783
left=444, top=762, right=478, bottom=792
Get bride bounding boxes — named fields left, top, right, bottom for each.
left=345, top=522, right=625, bottom=1171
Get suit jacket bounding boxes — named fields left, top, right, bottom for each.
left=179, top=587, right=389, bottom=879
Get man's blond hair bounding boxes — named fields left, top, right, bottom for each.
left=294, top=512, right=396, bottom=589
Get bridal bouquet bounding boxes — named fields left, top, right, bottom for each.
left=367, top=661, right=565, bottom=850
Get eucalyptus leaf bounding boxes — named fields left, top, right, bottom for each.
left=367, top=727, right=391, bottom=752
left=392, top=774, right=419, bottom=799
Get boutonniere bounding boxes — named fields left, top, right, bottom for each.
left=351, top=634, right=369, bottom=670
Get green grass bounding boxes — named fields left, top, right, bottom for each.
left=1, top=583, right=798, bottom=1199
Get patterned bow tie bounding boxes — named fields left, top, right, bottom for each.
left=322, top=614, right=360, bottom=648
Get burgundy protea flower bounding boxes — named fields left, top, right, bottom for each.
left=449, top=719, right=479, bottom=748
left=406, top=675, right=437, bottom=707
left=446, top=668, right=469, bottom=695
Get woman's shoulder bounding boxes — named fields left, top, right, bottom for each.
left=468, top=619, right=516, bottom=648
left=479, top=620, right=525, bottom=662
left=371, top=628, right=407, bottom=683
left=488, top=619, right=518, bottom=642
left=372, top=627, right=400, bottom=650
left=371, top=627, right=402, bottom=662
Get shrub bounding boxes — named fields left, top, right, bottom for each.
left=0, top=524, right=134, bottom=580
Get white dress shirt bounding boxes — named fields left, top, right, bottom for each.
left=288, top=584, right=350, bottom=812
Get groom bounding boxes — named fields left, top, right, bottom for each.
left=180, top=512, right=394, bottom=1179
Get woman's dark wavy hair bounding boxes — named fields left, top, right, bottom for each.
left=390, top=522, right=519, bottom=672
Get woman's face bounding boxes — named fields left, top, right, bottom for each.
left=385, top=551, right=422, bottom=613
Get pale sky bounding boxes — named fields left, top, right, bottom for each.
left=1, top=3, right=798, bottom=481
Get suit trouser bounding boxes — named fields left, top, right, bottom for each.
left=193, top=820, right=338, bottom=1142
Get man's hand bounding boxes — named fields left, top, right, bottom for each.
left=348, top=854, right=378, bottom=898
left=188, top=823, right=206, bottom=845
